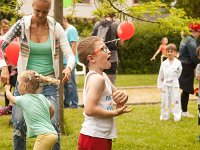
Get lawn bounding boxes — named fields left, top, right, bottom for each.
left=77, top=74, right=198, bottom=88
left=0, top=74, right=200, bottom=149
left=77, top=74, right=159, bottom=88
left=0, top=102, right=200, bottom=150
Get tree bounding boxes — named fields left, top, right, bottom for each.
left=0, top=0, right=23, bottom=23
left=54, top=0, right=65, bottom=135
left=93, top=0, right=199, bottom=34
left=136, top=0, right=200, bottom=18
left=175, top=0, right=200, bottom=18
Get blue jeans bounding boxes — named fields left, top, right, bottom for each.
left=12, top=83, right=60, bottom=150
left=64, top=67, right=79, bottom=108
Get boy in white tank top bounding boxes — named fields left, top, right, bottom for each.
left=77, top=36, right=132, bottom=150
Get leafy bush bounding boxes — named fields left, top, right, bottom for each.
left=66, top=17, right=183, bottom=74
left=118, top=21, right=182, bottom=74
left=66, top=16, right=97, bottom=38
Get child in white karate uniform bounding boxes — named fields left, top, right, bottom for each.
left=195, top=46, right=200, bottom=126
left=157, top=43, right=182, bottom=121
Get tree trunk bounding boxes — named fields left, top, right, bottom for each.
left=54, top=0, right=65, bottom=135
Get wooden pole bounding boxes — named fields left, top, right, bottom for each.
left=54, top=0, right=65, bottom=135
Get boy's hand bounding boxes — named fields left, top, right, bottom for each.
left=115, top=105, right=132, bottom=116
left=113, top=90, right=128, bottom=105
left=5, top=84, right=11, bottom=91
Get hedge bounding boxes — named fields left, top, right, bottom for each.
left=66, top=17, right=183, bottom=74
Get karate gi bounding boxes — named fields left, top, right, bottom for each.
left=157, top=58, right=182, bottom=121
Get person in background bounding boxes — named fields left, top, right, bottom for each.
left=5, top=70, right=59, bottom=150
left=151, top=37, right=168, bottom=62
left=0, top=19, right=10, bottom=35
left=0, top=19, right=17, bottom=112
left=0, top=0, right=75, bottom=149
left=92, top=12, right=124, bottom=85
left=157, top=43, right=182, bottom=122
left=63, top=17, right=79, bottom=108
left=77, top=36, right=132, bottom=150
left=179, top=23, right=200, bottom=117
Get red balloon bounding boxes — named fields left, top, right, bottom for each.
left=117, top=21, right=135, bottom=40
left=5, top=42, right=20, bottom=66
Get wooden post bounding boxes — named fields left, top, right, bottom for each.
left=54, top=0, right=65, bottom=135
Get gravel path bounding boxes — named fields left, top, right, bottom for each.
left=77, top=86, right=197, bottom=105
left=0, top=86, right=197, bottom=105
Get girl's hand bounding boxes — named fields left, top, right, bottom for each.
left=151, top=56, right=155, bottom=61
left=113, top=90, right=128, bottom=105
left=4, top=84, right=11, bottom=91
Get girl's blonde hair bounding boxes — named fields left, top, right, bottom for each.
left=19, top=70, right=60, bottom=94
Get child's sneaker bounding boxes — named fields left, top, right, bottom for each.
left=174, top=118, right=181, bottom=122
left=160, top=116, right=169, bottom=121
left=182, top=112, right=194, bottom=118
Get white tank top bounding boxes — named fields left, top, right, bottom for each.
left=80, top=71, right=117, bottom=139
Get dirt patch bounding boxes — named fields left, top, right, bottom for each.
left=1, top=87, right=196, bottom=105
left=78, top=86, right=197, bottom=105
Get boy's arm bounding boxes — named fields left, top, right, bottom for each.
left=177, top=62, right=182, bottom=78
left=49, top=105, right=55, bottom=119
left=157, top=64, right=164, bottom=89
left=196, top=64, right=200, bottom=80
left=5, top=85, right=16, bottom=104
left=85, top=74, right=131, bottom=118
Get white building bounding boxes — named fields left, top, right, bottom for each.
left=17, top=0, right=138, bottom=18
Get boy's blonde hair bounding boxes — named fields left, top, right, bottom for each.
left=77, top=36, right=102, bottom=66
left=166, top=43, right=177, bottom=51
left=19, top=70, right=60, bottom=94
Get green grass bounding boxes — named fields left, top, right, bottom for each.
left=0, top=101, right=200, bottom=150
left=77, top=74, right=199, bottom=88
left=1, top=74, right=200, bottom=149
left=77, top=74, right=158, bottom=88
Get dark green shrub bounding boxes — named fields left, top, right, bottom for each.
left=118, top=21, right=182, bottom=74
left=66, top=16, right=97, bottom=38
left=65, top=17, right=182, bottom=74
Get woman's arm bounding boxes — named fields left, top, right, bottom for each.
left=55, top=22, right=75, bottom=83
left=187, top=39, right=199, bottom=66
left=56, top=22, right=75, bottom=70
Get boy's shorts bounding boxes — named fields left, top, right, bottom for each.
left=78, top=133, right=112, bottom=150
